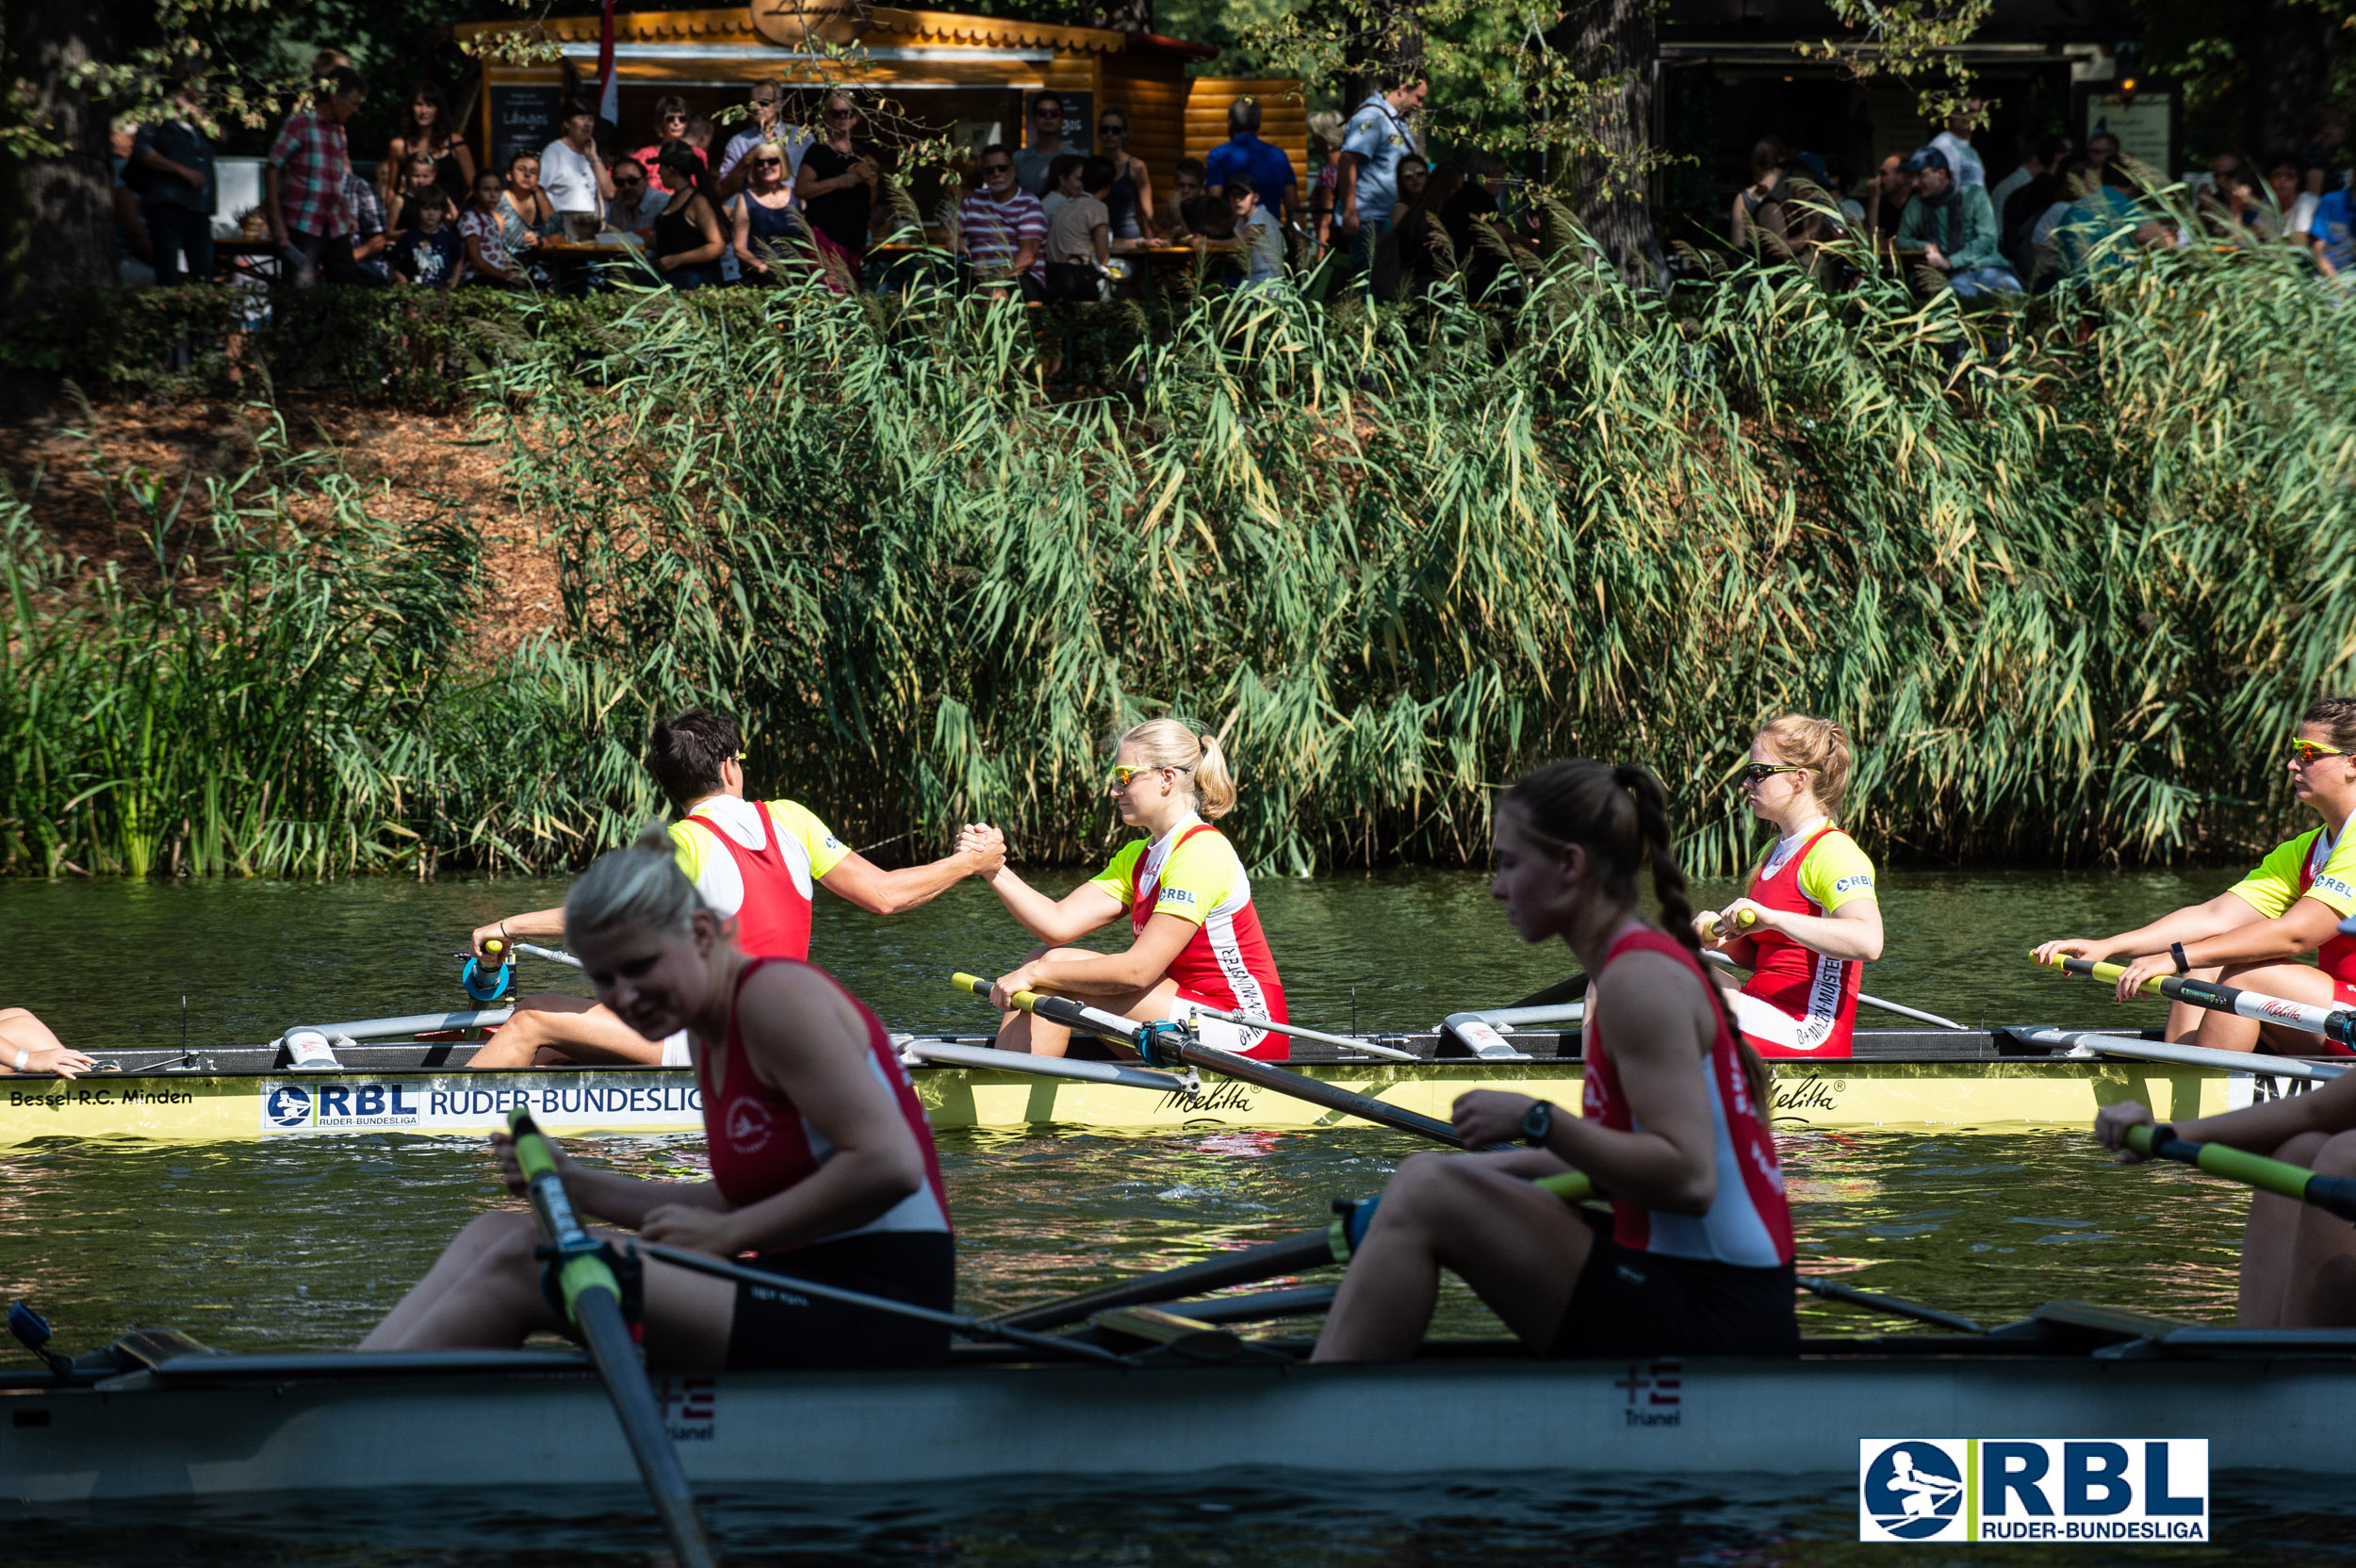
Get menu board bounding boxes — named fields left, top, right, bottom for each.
left=2084, top=91, right=2174, bottom=178
left=491, top=85, right=564, bottom=173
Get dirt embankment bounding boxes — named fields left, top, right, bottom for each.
left=7, top=399, right=564, bottom=659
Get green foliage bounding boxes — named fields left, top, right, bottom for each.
left=487, top=238, right=2356, bottom=878
left=10, top=229, right=2356, bottom=879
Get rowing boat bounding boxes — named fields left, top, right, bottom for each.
left=4, top=1302, right=2350, bottom=1499
left=1, top=1023, right=2335, bottom=1145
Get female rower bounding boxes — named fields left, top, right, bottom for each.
left=1700, top=714, right=1883, bottom=1059
left=1314, top=760, right=1796, bottom=1362
left=2035, top=695, right=2356, bottom=1054
left=963, top=719, right=1287, bottom=1058
left=2097, top=1080, right=2356, bottom=1326
left=0, top=1008, right=94, bottom=1078
left=364, top=826, right=953, bottom=1369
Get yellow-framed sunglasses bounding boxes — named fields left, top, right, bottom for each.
left=2289, top=738, right=2350, bottom=766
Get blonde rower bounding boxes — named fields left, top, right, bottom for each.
left=964, top=720, right=1288, bottom=1058
left=1700, top=714, right=1884, bottom=1059
left=367, top=827, right=954, bottom=1369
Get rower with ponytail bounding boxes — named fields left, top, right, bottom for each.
left=1313, top=758, right=1798, bottom=1364
left=961, top=717, right=1289, bottom=1059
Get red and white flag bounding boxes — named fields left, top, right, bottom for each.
left=597, top=0, right=619, bottom=126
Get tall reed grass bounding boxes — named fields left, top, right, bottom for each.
left=8, top=224, right=2354, bottom=877
left=485, top=229, right=2356, bottom=875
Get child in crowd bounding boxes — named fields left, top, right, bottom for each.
left=459, top=170, right=524, bottom=286
left=391, top=152, right=441, bottom=234
left=1227, top=172, right=1284, bottom=290
left=1044, top=155, right=1113, bottom=301
left=391, top=189, right=465, bottom=288
left=1040, top=154, right=1085, bottom=222
left=1162, top=157, right=1208, bottom=239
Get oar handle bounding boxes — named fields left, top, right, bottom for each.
left=2037, top=952, right=2162, bottom=996
left=1698, top=908, right=1760, bottom=940
left=954, top=971, right=1048, bottom=1011
left=2124, top=1120, right=2356, bottom=1223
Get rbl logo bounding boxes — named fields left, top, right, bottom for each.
left=1859, top=1439, right=2207, bottom=1543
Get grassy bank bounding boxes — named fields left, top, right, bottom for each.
left=8, top=231, right=2354, bottom=877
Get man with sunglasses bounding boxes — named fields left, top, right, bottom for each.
left=2037, top=696, right=2356, bottom=1054
left=1012, top=93, right=1074, bottom=198
left=605, top=156, right=666, bottom=237
left=463, top=710, right=1004, bottom=1068
left=718, top=79, right=810, bottom=200
left=954, top=143, right=1047, bottom=300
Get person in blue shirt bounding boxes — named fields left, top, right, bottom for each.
left=1203, top=97, right=1298, bottom=229
left=390, top=188, right=465, bottom=287
left=1336, top=71, right=1428, bottom=271
left=2310, top=173, right=2356, bottom=278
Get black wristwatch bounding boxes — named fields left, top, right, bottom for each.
left=2170, top=941, right=2190, bottom=976
left=1521, top=1100, right=1555, bottom=1146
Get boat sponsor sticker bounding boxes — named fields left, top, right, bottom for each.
left=1859, top=1439, right=2207, bottom=1543
left=259, top=1074, right=703, bottom=1136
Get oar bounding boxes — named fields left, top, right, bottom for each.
left=506, top=1110, right=716, bottom=1568
left=1178, top=1004, right=1420, bottom=1063
left=483, top=937, right=586, bottom=970
left=2123, top=1120, right=2356, bottom=1222
left=951, top=973, right=1474, bottom=1147
left=2038, top=954, right=2356, bottom=1052
left=637, top=1243, right=1134, bottom=1363
left=2019, top=1026, right=2347, bottom=1083
left=991, top=1170, right=1599, bottom=1332
left=1697, top=911, right=1966, bottom=1030
left=1794, top=1274, right=1983, bottom=1333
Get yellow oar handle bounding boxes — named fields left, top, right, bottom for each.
left=1697, top=908, right=1759, bottom=940
left=2032, top=952, right=2163, bottom=997
left=1535, top=1171, right=1595, bottom=1202
left=950, top=972, right=1046, bottom=1012
left=507, top=1107, right=617, bottom=1325
left=510, top=1106, right=560, bottom=1180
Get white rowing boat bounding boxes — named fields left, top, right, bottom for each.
left=4, top=1303, right=2349, bottom=1500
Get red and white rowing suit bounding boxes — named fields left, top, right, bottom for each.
left=1583, top=928, right=1794, bottom=1268
left=696, top=956, right=953, bottom=1236
left=1087, top=816, right=1289, bottom=1058
left=1732, top=822, right=1876, bottom=1060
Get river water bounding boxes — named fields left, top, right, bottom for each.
left=0, top=867, right=2341, bottom=1562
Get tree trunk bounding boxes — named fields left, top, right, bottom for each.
left=1554, top=0, right=1657, bottom=286
left=2249, top=0, right=2334, bottom=155
left=0, top=0, right=124, bottom=313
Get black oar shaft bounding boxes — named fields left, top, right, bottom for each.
left=1014, top=988, right=1471, bottom=1147
left=992, top=1228, right=1343, bottom=1332
left=510, top=1112, right=716, bottom=1568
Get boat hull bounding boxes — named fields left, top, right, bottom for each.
left=5, top=1351, right=2351, bottom=1501
left=0, top=1044, right=2292, bottom=1144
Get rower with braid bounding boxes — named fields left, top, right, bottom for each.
left=1314, top=760, right=1797, bottom=1363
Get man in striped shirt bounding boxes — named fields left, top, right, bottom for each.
left=954, top=145, right=1046, bottom=301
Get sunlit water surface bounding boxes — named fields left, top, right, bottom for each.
left=1, top=867, right=2339, bottom=1561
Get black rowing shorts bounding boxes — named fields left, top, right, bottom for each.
left=1547, top=1206, right=1799, bottom=1359
left=725, top=1231, right=957, bottom=1371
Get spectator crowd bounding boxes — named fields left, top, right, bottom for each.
left=105, top=62, right=2356, bottom=307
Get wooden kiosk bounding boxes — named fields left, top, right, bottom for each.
left=457, top=4, right=1305, bottom=195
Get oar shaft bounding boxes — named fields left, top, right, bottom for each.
left=991, top=1230, right=1343, bottom=1331
left=2045, top=955, right=2356, bottom=1049
left=509, top=1113, right=715, bottom=1568
left=1183, top=1006, right=1420, bottom=1063
left=954, top=973, right=1469, bottom=1147
left=639, top=1244, right=1128, bottom=1364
